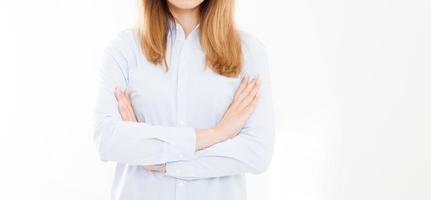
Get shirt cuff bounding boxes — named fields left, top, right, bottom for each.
left=165, top=160, right=192, bottom=178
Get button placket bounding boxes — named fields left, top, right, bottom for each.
left=176, top=35, right=188, bottom=127
left=177, top=180, right=185, bottom=187
left=174, top=23, right=191, bottom=200
left=175, top=179, right=187, bottom=200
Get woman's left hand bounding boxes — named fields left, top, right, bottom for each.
left=114, top=87, right=137, bottom=122
left=143, top=164, right=166, bottom=173
left=114, top=86, right=167, bottom=173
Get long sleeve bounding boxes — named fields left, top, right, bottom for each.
left=93, top=30, right=196, bottom=166
left=165, top=36, right=276, bottom=180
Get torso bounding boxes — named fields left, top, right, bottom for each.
left=107, top=24, right=265, bottom=200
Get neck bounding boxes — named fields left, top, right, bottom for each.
left=168, top=4, right=200, bottom=38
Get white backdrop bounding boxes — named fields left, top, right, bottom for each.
left=1, top=0, right=430, bottom=200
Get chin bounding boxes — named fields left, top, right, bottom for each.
left=168, top=0, right=203, bottom=10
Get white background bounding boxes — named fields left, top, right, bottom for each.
left=1, top=0, right=430, bottom=200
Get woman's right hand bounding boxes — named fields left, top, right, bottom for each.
left=195, top=74, right=261, bottom=150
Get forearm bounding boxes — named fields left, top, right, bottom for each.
left=150, top=125, right=274, bottom=178
left=165, top=129, right=275, bottom=180
left=194, top=127, right=227, bottom=151
left=94, top=115, right=197, bottom=165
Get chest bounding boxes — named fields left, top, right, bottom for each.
left=126, top=50, right=242, bottom=127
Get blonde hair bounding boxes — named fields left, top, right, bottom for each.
left=138, top=0, right=243, bottom=77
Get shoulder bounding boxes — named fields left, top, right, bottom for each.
left=104, top=27, right=140, bottom=58
left=110, top=27, right=139, bottom=45
left=237, top=30, right=270, bottom=78
left=238, top=30, right=268, bottom=59
left=102, top=27, right=141, bottom=70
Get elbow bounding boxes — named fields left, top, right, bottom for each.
left=251, top=157, right=272, bottom=175
left=250, top=146, right=274, bottom=174
left=93, top=120, right=114, bottom=163
left=94, top=130, right=110, bottom=162
left=96, top=139, right=110, bottom=162
left=250, top=131, right=275, bottom=174
left=247, top=121, right=276, bottom=174
left=242, top=130, right=275, bottom=175
left=93, top=112, right=125, bottom=163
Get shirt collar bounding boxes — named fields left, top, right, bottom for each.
left=168, top=19, right=200, bottom=41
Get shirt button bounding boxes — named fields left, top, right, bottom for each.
left=179, top=120, right=184, bottom=125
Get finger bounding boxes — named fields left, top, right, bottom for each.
left=125, top=88, right=131, bottom=99
left=120, top=90, right=134, bottom=121
left=118, top=100, right=130, bottom=120
left=236, top=75, right=259, bottom=105
left=238, top=78, right=260, bottom=111
left=122, top=89, right=135, bottom=120
left=115, top=88, right=129, bottom=120
left=144, top=164, right=163, bottom=172
left=114, top=87, right=121, bottom=101
left=143, top=165, right=154, bottom=171
left=115, top=88, right=129, bottom=110
left=243, top=91, right=260, bottom=115
left=119, top=90, right=130, bottom=110
left=121, top=89, right=137, bottom=121
left=233, top=74, right=249, bottom=101
left=117, top=89, right=133, bottom=121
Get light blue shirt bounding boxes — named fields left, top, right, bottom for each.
left=93, top=20, right=276, bottom=200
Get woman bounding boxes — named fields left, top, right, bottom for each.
left=93, top=0, right=276, bottom=199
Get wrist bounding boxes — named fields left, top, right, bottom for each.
left=195, top=127, right=225, bottom=150
left=162, top=163, right=167, bottom=173
left=213, top=124, right=229, bottom=142
left=210, top=127, right=226, bottom=144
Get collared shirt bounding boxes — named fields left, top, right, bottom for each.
left=93, top=20, right=276, bottom=200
